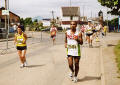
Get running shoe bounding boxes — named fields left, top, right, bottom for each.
left=68, top=72, right=74, bottom=80
left=73, top=77, right=78, bottom=83
left=23, top=61, right=28, bottom=67
left=20, top=64, right=24, bottom=68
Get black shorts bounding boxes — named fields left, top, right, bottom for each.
left=51, top=35, right=56, bottom=38
left=86, top=33, right=93, bottom=36
left=16, top=46, right=27, bottom=50
left=92, top=30, right=97, bottom=33
left=67, top=55, right=81, bottom=59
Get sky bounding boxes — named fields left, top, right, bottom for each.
left=0, top=0, right=117, bottom=20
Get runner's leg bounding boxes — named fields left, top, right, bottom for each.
left=68, top=56, right=74, bottom=73
left=18, top=50, right=24, bottom=64
left=74, top=57, right=80, bottom=77
left=22, top=50, right=27, bottom=63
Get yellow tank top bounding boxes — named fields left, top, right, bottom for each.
left=16, top=33, right=26, bottom=46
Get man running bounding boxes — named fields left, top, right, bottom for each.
left=65, top=21, right=83, bottom=83
left=14, top=25, right=27, bottom=68
left=50, top=25, right=57, bottom=45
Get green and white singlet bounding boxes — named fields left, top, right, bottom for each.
left=66, top=30, right=81, bottom=56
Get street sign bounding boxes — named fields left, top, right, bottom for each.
left=2, top=10, right=9, bottom=15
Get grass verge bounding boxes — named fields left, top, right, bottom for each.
left=114, top=40, right=120, bottom=77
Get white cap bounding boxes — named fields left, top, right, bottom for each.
left=88, top=20, right=92, bottom=22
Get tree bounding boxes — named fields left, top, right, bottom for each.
left=109, top=18, right=118, bottom=26
left=98, top=0, right=120, bottom=15
left=24, top=17, right=33, bottom=26
left=20, top=18, right=25, bottom=25
left=34, top=19, right=38, bottom=22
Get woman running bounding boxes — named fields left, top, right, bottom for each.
left=14, top=25, right=27, bottom=68
left=50, top=25, right=57, bottom=45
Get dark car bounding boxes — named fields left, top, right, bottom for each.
left=66, top=27, right=70, bottom=30
left=41, top=28, right=50, bottom=31
left=57, top=27, right=63, bottom=31
left=9, top=27, right=15, bottom=33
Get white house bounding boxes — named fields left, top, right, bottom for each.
left=42, top=19, right=51, bottom=27
left=61, top=7, right=80, bottom=29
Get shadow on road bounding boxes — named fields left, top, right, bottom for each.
left=78, top=76, right=101, bottom=82
left=26, top=64, right=46, bottom=68
left=107, top=44, right=116, bottom=47
left=93, top=46, right=100, bottom=48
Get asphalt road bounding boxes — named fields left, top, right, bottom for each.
left=0, top=32, right=120, bottom=85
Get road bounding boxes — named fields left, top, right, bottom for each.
left=0, top=32, right=120, bottom=85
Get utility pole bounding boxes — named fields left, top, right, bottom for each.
left=91, top=10, right=92, bottom=18
left=51, top=10, right=55, bottom=25
left=7, top=0, right=9, bottom=49
left=83, top=5, right=85, bottom=17
left=70, top=0, right=71, bottom=7
left=69, top=0, right=73, bottom=21
left=5, top=0, right=7, bottom=38
left=51, top=10, right=54, bottom=20
left=5, top=0, right=9, bottom=49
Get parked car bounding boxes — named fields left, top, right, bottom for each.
left=0, top=27, right=15, bottom=33
left=57, top=27, right=63, bottom=31
left=41, top=28, right=50, bottom=31
left=66, top=27, right=70, bottom=30
left=9, top=27, right=15, bottom=33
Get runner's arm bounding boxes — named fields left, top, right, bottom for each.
left=23, top=33, right=27, bottom=44
left=14, top=33, right=17, bottom=45
left=77, top=32, right=83, bottom=45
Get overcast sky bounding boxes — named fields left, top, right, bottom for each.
left=0, top=0, right=117, bottom=20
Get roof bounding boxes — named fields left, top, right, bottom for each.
left=61, top=7, right=80, bottom=16
left=62, top=21, right=87, bottom=25
left=0, top=7, right=20, bottom=18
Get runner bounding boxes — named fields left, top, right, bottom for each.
left=14, top=26, right=28, bottom=68
left=85, top=20, right=93, bottom=47
left=94, top=23, right=102, bottom=42
left=103, top=25, right=107, bottom=36
left=65, top=21, right=83, bottom=83
left=50, top=25, right=57, bottom=45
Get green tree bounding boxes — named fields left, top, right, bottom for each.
left=24, top=17, right=33, bottom=26
left=109, top=18, right=118, bottom=26
left=20, top=18, right=24, bottom=25
left=98, top=0, right=120, bottom=15
left=34, top=19, right=38, bottom=22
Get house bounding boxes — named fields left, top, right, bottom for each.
left=88, top=17, right=99, bottom=24
left=0, top=7, right=20, bottom=28
left=61, top=7, right=87, bottom=29
left=61, top=7, right=80, bottom=29
left=41, top=18, right=51, bottom=27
